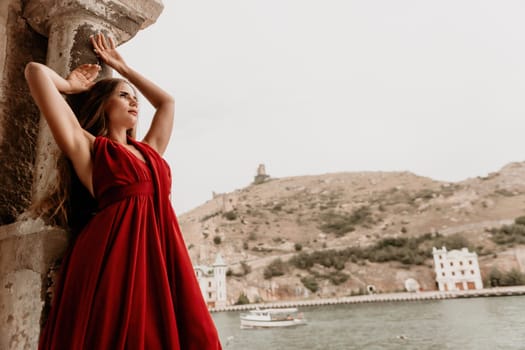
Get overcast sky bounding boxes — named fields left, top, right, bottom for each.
left=119, top=0, right=525, bottom=214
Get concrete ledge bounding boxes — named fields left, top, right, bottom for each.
left=210, top=286, right=525, bottom=312
left=0, top=219, right=67, bottom=276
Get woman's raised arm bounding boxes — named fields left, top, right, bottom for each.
left=24, top=62, right=100, bottom=157
left=25, top=62, right=101, bottom=195
left=91, top=34, right=175, bottom=155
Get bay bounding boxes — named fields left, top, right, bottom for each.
left=212, top=296, right=525, bottom=350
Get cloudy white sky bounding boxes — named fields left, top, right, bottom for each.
left=120, top=0, right=525, bottom=214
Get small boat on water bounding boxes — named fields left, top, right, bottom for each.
left=240, top=307, right=307, bottom=329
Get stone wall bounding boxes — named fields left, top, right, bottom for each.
left=0, top=4, right=60, bottom=347
left=0, top=0, right=46, bottom=225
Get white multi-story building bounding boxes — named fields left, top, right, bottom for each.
left=194, top=253, right=227, bottom=308
left=433, top=246, right=483, bottom=291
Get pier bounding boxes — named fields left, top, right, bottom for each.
left=210, top=286, right=525, bottom=312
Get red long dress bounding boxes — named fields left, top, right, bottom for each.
left=39, top=136, right=222, bottom=349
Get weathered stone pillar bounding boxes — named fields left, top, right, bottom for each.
left=0, top=1, right=163, bottom=348
left=0, top=0, right=46, bottom=226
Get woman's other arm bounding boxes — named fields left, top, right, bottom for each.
left=91, top=34, right=175, bottom=155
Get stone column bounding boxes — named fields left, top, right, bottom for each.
left=0, top=1, right=163, bottom=348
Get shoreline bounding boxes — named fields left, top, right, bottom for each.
left=210, top=285, right=525, bottom=313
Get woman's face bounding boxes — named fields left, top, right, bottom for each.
left=105, top=82, right=139, bottom=131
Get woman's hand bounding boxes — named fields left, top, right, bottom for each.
left=91, top=33, right=127, bottom=74
left=89, top=33, right=175, bottom=155
left=65, top=64, right=100, bottom=94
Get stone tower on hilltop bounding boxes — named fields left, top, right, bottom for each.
left=253, top=163, right=270, bottom=184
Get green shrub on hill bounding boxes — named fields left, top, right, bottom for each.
left=319, top=206, right=373, bottom=236
left=366, top=236, right=427, bottom=265
left=328, top=271, right=349, bottom=285
left=222, top=210, right=238, bottom=221
left=319, top=211, right=356, bottom=236
left=289, top=252, right=314, bottom=269
left=431, top=233, right=472, bottom=251
left=489, top=216, right=525, bottom=246
left=290, top=232, right=472, bottom=268
left=515, top=216, right=525, bottom=226
left=300, top=276, right=319, bottom=292
left=487, top=267, right=525, bottom=287
left=289, top=250, right=349, bottom=269
left=263, top=258, right=286, bottom=279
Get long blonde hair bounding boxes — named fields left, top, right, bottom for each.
left=42, top=78, right=137, bottom=231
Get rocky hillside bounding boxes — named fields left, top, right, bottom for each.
left=179, top=163, right=525, bottom=304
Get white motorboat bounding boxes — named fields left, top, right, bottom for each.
left=240, top=307, right=307, bottom=329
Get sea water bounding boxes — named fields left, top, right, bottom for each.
left=212, top=296, right=525, bottom=350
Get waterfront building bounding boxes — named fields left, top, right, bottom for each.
left=432, top=246, right=483, bottom=291
left=194, top=253, right=227, bottom=308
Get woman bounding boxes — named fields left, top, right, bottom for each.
left=25, top=33, right=222, bottom=349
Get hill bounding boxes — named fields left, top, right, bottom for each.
left=179, top=163, right=525, bottom=304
